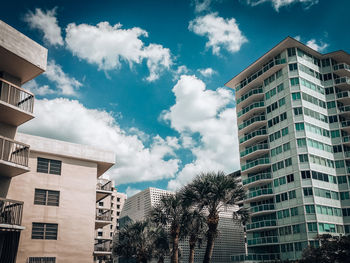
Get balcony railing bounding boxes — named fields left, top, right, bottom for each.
left=239, top=129, right=267, bottom=144
left=334, top=63, right=350, bottom=72
left=94, top=239, right=112, bottom=252
left=250, top=204, right=275, bottom=214
left=0, top=78, right=34, bottom=113
left=236, top=58, right=286, bottom=92
left=341, top=121, right=350, bottom=128
left=231, top=253, right=280, bottom=262
left=238, top=115, right=266, bottom=131
left=343, top=136, right=350, bottom=143
left=336, top=91, right=350, bottom=99
left=96, top=208, right=112, bottom=221
left=237, top=101, right=265, bottom=118
left=241, top=158, right=270, bottom=172
left=243, top=173, right=272, bottom=186
left=96, top=179, right=113, bottom=192
left=247, top=236, right=279, bottom=246
left=237, top=87, right=263, bottom=105
left=0, top=136, right=29, bottom=167
left=247, top=188, right=273, bottom=199
left=0, top=198, right=23, bottom=226
left=246, top=220, right=277, bottom=230
left=335, top=77, right=350, bottom=86
left=338, top=105, right=350, bottom=113
left=240, top=143, right=269, bottom=158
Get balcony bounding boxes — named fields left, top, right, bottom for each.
left=334, top=63, right=350, bottom=77
left=246, top=220, right=277, bottom=231
left=0, top=136, right=29, bottom=177
left=96, top=179, right=113, bottom=202
left=243, top=173, right=272, bottom=188
left=341, top=120, right=350, bottom=133
left=241, top=158, right=270, bottom=174
left=247, top=236, right=279, bottom=246
left=95, top=208, right=112, bottom=229
left=231, top=253, right=280, bottom=262
left=239, top=129, right=267, bottom=148
left=237, top=101, right=265, bottom=120
left=236, top=87, right=264, bottom=110
left=342, top=136, right=350, bottom=146
left=335, top=77, right=350, bottom=89
left=338, top=105, right=350, bottom=116
left=240, top=143, right=269, bottom=161
left=0, top=198, right=24, bottom=230
left=238, top=115, right=266, bottom=135
left=336, top=91, right=350, bottom=103
left=246, top=188, right=274, bottom=202
left=0, top=78, right=34, bottom=126
left=94, top=239, right=112, bottom=255
left=249, top=204, right=275, bottom=216
left=235, top=58, right=286, bottom=96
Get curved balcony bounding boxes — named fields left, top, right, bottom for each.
left=338, top=105, right=350, bottom=116
left=243, top=173, right=272, bottom=188
left=342, top=136, right=350, bottom=146
left=0, top=135, right=29, bottom=177
left=239, top=129, right=268, bottom=148
left=241, top=158, right=270, bottom=174
left=335, top=77, right=350, bottom=89
left=246, top=188, right=274, bottom=202
left=231, top=253, right=280, bottom=262
left=336, top=91, right=350, bottom=103
left=334, top=63, right=350, bottom=78
left=0, top=78, right=34, bottom=126
left=247, top=236, right=279, bottom=246
left=246, top=220, right=277, bottom=231
left=235, top=58, right=286, bottom=96
left=341, top=120, right=350, bottom=133
left=249, top=204, right=275, bottom=216
left=237, top=101, right=265, bottom=120
left=238, top=115, right=266, bottom=135
left=236, top=87, right=264, bottom=110
left=240, top=143, right=269, bottom=161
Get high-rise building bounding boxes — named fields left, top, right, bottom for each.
left=226, top=37, right=350, bottom=262
left=119, top=187, right=245, bottom=263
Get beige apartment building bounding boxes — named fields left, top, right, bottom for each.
left=0, top=20, right=120, bottom=263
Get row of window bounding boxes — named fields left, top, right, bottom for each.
left=294, top=107, right=328, bottom=123
left=277, top=206, right=301, bottom=219
left=298, top=63, right=323, bottom=81
left=272, top=157, right=292, bottom=172
left=275, top=190, right=296, bottom=203
left=28, top=258, right=56, bottom=263
left=295, top=122, right=340, bottom=139
left=270, top=142, right=290, bottom=157
left=300, top=170, right=337, bottom=184
left=265, top=83, right=284, bottom=100
left=303, top=187, right=339, bottom=200
left=297, top=137, right=333, bottom=153
left=279, top=223, right=304, bottom=236
left=273, top=174, right=294, bottom=187
left=268, top=112, right=287, bottom=128
left=290, top=77, right=325, bottom=95
left=266, top=97, right=286, bottom=114
left=269, top=127, right=289, bottom=142
left=264, top=69, right=283, bottom=87
left=292, top=91, right=326, bottom=109
left=299, top=154, right=336, bottom=169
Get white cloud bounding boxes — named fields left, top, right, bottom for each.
left=294, top=35, right=301, bottom=41
left=306, top=39, right=328, bottom=52
left=198, top=67, right=216, bottom=77
left=189, top=13, right=248, bottom=55
left=44, top=60, right=82, bottom=96
left=125, top=186, right=141, bottom=197
left=245, top=0, right=319, bottom=11
left=23, top=80, right=55, bottom=96
left=20, top=98, right=180, bottom=185
left=24, top=8, right=63, bottom=46
left=161, top=75, right=240, bottom=191
left=65, top=22, right=172, bottom=81
left=194, top=0, right=212, bottom=13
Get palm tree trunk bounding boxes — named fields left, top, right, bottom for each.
left=171, top=231, right=180, bottom=263
left=188, top=235, right=196, bottom=263
left=203, top=216, right=219, bottom=263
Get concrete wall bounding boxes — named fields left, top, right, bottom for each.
left=7, top=150, right=98, bottom=263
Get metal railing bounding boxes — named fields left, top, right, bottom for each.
left=231, top=253, right=280, bottom=262
left=241, top=158, right=270, bottom=172
left=334, top=63, right=350, bottom=71
left=238, top=115, right=266, bottom=131
left=240, top=143, right=269, bottom=158
left=237, top=101, right=265, bottom=118
left=0, top=135, right=29, bottom=167
left=336, top=91, right=350, bottom=99
left=96, top=179, right=113, bottom=191
left=247, top=236, right=279, bottom=246
left=237, top=87, right=263, bottom=105
left=246, top=220, right=277, bottom=230
left=0, top=78, right=34, bottom=113
left=247, top=188, right=273, bottom=199
left=94, top=239, right=112, bottom=252
left=243, top=173, right=272, bottom=186
left=250, top=204, right=275, bottom=214
left=335, top=76, right=350, bottom=85
left=239, top=129, right=267, bottom=144
left=96, top=208, right=112, bottom=221
left=0, top=198, right=23, bottom=226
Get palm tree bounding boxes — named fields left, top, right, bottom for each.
left=113, top=220, right=154, bottom=263
left=151, top=225, right=170, bottom=263
left=181, top=171, right=249, bottom=263
left=149, top=193, right=185, bottom=263
left=181, top=208, right=207, bottom=263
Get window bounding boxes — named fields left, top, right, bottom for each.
left=289, top=190, right=296, bottom=199
left=32, top=223, right=58, bottom=240
left=289, top=63, right=298, bottom=71
left=117, top=205, right=120, bottom=209
left=117, top=211, right=120, bottom=216
left=292, top=92, right=301, bottom=100
left=307, top=222, right=317, bottom=232
left=290, top=77, right=300, bottom=86
left=299, top=154, right=308, bottom=163
left=288, top=48, right=296, bottom=57
left=37, top=158, right=62, bottom=175
left=291, top=207, right=299, bottom=216
left=287, top=174, right=294, bottom=183
left=303, top=188, right=313, bottom=197
left=281, top=127, right=289, bottom=136
left=28, top=258, right=56, bottom=263
left=294, top=107, right=303, bottom=116
left=117, top=197, right=121, bottom=202
left=301, top=170, right=310, bottom=179
left=34, top=189, right=60, bottom=206
left=98, top=231, right=103, bottom=237
left=305, top=205, right=315, bottom=214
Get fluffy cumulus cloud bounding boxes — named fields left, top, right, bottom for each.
left=306, top=39, right=328, bottom=52
left=125, top=186, right=142, bottom=197
left=20, top=98, right=180, bottom=184
left=193, top=0, right=213, bottom=13
left=245, top=0, right=319, bottom=11
left=161, top=75, right=240, bottom=191
left=24, top=8, right=64, bottom=46
left=65, top=22, right=172, bottom=81
left=23, top=80, right=55, bottom=96
left=189, top=13, right=248, bottom=55
left=198, top=67, right=216, bottom=77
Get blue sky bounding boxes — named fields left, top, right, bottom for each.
left=1, top=0, right=349, bottom=196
